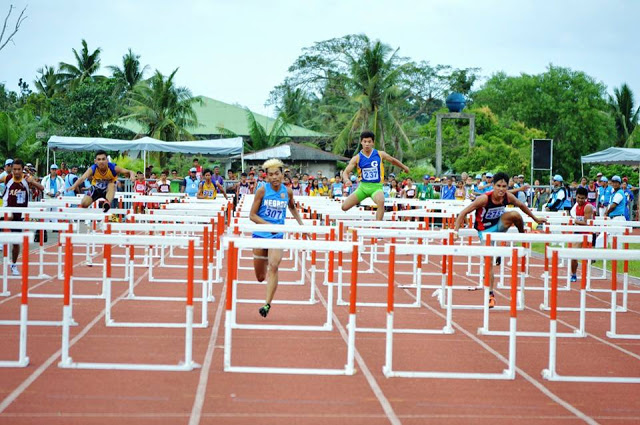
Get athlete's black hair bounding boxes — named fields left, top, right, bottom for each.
left=203, top=168, right=212, bottom=176
left=360, top=130, right=375, bottom=141
left=95, top=150, right=107, bottom=158
left=576, top=187, right=588, bottom=197
left=241, top=172, right=247, bottom=177
left=12, top=158, right=24, bottom=167
left=492, top=172, right=509, bottom=185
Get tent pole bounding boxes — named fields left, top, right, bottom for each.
left=241, top=149, right=245, bottom=173
left=143, top=150, right=146, bottom=175
left=581, top=161, right=584, bottom=179
left=46, top=146, right=50, bottom=171
left=53, top=150, right=56, bottom=167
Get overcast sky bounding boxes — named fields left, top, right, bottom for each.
left=1, top=0, right=638, bottom=116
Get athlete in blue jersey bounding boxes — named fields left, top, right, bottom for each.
left=69, top=150, right=135, bottom=212
left=341, top=130, right=409, bottom=220
left=250, top=158, right=305, bottom=317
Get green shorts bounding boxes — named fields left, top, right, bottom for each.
left=354, top=182, right=384, bottom=202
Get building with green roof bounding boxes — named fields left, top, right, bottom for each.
left=119, top=96, right=325, bottom=139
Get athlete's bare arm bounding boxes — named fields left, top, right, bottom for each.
left=341, top=156, right=359, bottom=183
left=68, top=168, right=93, bottom=192
left=287, top=187, right=305, bottom=226
left=454, top=195, right=489, bottom=233
left=196, top=183, right=205, bottom=199
left=114, top=165, right=136, bottom=181
left=506, top=192, right=546, bottom=224
left=576, top=204, right=594, bottom=225
left=379, top=151, right=410, bottom=174
left=26, top=174, right=44, bottom=191
left=249, top=187, right=268, bottom=225
left=215, top=182, right=228, bottom=199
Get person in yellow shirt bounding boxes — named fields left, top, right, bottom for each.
left=309, top=178, right=321, bottom=196
left=197, top=169, right=225, bottom=199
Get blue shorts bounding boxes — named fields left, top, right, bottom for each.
left=252, top=232, right=284, bottom=239
left=477, top=219, right=507, bottom=242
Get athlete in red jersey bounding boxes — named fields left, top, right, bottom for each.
left=569, top=186, right=594, bottom=282
left=2, top=159, right=44, bottom=275
left=454, top=172, right=546, bottom=308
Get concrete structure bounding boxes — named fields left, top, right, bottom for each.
left=238, top=143, right=349, bottom=176
left=435, top=112, right=476, bottom=176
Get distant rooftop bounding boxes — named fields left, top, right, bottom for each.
left=240, top=142, right=349, bottom=162
left=119, top=96, right=325, bottom=138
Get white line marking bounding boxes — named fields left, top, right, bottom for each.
left=187, top=286, right=226, bottom=425
left=372, top=260, right=598, bottom=425
left=0, top=265, right=151, bottom=413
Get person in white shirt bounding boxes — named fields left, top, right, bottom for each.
left=40, top=164, right=66, bottom=198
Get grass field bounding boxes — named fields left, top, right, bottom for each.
left=530, top=242, right=640, bottom=277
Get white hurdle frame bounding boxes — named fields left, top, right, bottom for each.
left=0, top=233, right=33, bottom=367
left=543, top=248, right=640, bottom=383
left=58, top=234, right=200, bottom=371
left=223, top=237, right=360, bottom=375
left=383, top=243, right=519, bottom=380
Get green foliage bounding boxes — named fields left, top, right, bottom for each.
left=124, top=69, right=201, bottom=141
left=608, top=84, right=639, bottom=147
left=245, top=109, right=290, bottom=151
left=583, top=163, right=638, bottom=185
left=50, top=78, right=119, bottom=137
left=473, top=65, right=616, bottom=177
left=58, top=39, right=103, bottom=90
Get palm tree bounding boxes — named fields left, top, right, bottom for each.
left=124, top=68, right=201, bottom=141
left=245, top=109, right=289, bottom=151
left=108, top=49, right=149, bottom=92
left=34, top=65, right=62, bottom=98
left=331, top=37, right=410, bottom=157
left=609, top=84, right=639, bottom=147
left=58, top=39, right=103, bottom=89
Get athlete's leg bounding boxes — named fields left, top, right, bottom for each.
left=500, top=211, right=525, bottom=233
left=372, top=190, right=385, bottom=221
left=105, top=182, right=116, bottom=203
left=79, top=194, right=93, bottom=208
left=341, top=192, right=361, bottom=212
left=11, top=244, right=19, bottom=264
left=570, top=242, right=584, bottom=280
left=265, top=248, right=283, bottom=305
left=253, top=248, right=268, bottom=282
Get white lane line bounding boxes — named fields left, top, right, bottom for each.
left=371, top=261, right=598, bottom=425
left=0, top=266, right=151, bottom=413
left=187, top=285, right=226, bottom=425
left=312, top=278, right=401, bottom=425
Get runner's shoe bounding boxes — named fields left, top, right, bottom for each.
left=10, top=264, right=19, bottom=276
left=259, top=303, right=271, bottom=318
left=570, top=274, right=577, bottom=283
left=103, top=203, right=111, bottom=213
left=488, top=293, right=496, bottom=309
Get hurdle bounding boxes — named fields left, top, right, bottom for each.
left=0, top=222, right=76, bottom=288
left=610, top=234, right=640, bottom=312
left=0, top=233, right=33, bottom=367
left=58, top=235, right=200, bottom=371
left=224, top=237, right=359, bottom=375
left=542, top=247, right=640, bottom=383
left=382, top=243, right=519, bottom=380
left=228, top=224, right=336, bottom=303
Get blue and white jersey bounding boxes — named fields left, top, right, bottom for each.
left=184, top=177, right=200, bottom=196
left=598, top=185, right=613, bottom=206
left=357, top=149, right=383, bottom=183
left=253, top=183, right=289, bottom=239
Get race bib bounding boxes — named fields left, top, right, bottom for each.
left=264, top=207, right=284, bottom=220
left=16, top=191, right=26, bottom=204
left=362, top=167, right=379, bottom=181
left=484, top=207, right=505, bottom=221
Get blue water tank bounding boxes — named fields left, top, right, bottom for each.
left=445, top=92, right=466, bottom=113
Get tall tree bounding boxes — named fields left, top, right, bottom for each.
left=108, top=49, right=149, bottom=92
left=34, top=65, right=62, bottom=98
left=473, top=65, right=615, bottom=177
left=609, top=84, right=639, bottom=147
left=245, top=109, right=289, bottom=151
left=58, top=39, right=103, bottom=89
left=124, top=69, right=201, bottom=141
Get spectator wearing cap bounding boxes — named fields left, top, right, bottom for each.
left=604, top=176, right=627, bottom=221
left=596, top=176, right=613, bottom=216
left=41, top=164, right=65, bottom=199
left=483, top=173, right=494, bottom=193
left=595, top=172, right=603, bottom=188
left=182, top=167, right=201, bottom=196
left=417, top=175, right=435, bottom=200
left=546, top=175, right=571, bottom=211
left=0, top=159, right=13, bottom=197
left=621, top=179, right=634, bottom=220
left=440, top=176, right=455, bottom=200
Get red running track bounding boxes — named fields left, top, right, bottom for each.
left=0, top=240, right=639, bottom=425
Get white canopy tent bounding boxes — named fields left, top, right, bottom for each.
left=47, top=135, right=245, bottom=171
